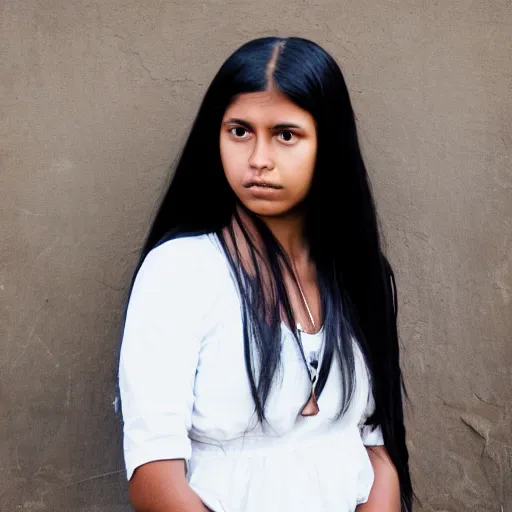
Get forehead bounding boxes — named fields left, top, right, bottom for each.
left=223, top=91, right=314, bottom=126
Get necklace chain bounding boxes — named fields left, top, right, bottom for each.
left=293, top=266, right=322, bottom=416
left=293, top=266, right=316, bottom=333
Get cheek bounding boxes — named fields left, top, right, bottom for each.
left=220, top=140, right=244, bottom=184
left=284, top=144, right=316, bottom=190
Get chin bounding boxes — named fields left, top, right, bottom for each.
left=242, top=200, right=295, bottom=219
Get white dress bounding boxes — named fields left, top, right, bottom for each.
left=118, top=233, right=384, bottom=512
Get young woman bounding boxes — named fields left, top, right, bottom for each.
left=118, top=37, right=412, bottom=512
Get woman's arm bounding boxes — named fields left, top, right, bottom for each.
left=129, top=460, right=210, bottom=512
left=357, top=446, right=400, bottom=512
left=119, top=242, right=217, bottom=512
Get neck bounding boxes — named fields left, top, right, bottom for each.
left=260, top=214, right=308, bottom=264
left=235, top=204, right=309, bottom=264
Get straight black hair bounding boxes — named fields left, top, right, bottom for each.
left=123, top=37, right=412, bottom=510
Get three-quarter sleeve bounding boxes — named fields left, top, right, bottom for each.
left=358, top=385, right=385, bottom=447
left=118, top=240, right=210, bottom=480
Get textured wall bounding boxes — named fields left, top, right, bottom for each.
left=1, top=1, right=510, bottom=510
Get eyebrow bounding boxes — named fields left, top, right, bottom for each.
left=223, top=118, right=303, bottom=130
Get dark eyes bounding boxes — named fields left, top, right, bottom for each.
left=280, top=130, right=294, bottom=142
left=228, top=127, right=297, bottom=143
left=232, top=127, right=248, bottom=138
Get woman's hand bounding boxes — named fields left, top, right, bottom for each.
left=129, top=459, right=211, bottom=512
left=357, top=446, right=400, bottom=512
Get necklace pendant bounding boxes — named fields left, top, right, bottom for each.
left=300, top=389, right=319, bottom=416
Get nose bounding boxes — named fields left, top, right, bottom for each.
left=248, top=137, right=274, bottom=172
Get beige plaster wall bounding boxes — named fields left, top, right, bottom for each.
left=1, top=1, right=511, bottom=510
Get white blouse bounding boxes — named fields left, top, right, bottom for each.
left=119, top=233, right=384, bottom=512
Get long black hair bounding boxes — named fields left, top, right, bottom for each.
left=125, top=37, right=412, bottom=510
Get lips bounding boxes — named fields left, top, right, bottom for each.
left=243, top=180, right=283, bottom=189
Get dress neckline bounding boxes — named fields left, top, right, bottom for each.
left=280, top=321, right=324, bottom=338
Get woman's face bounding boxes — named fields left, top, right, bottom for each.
left=220, top=90, right=317, bottom=218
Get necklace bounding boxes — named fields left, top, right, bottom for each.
left=293, top=268, right=322, bottom=417
left=296, top=275, right=316, bottom=333
left=293, top=264, right=316, bottom=333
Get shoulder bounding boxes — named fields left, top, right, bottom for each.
left=135, top=233, right=228, bottom=295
